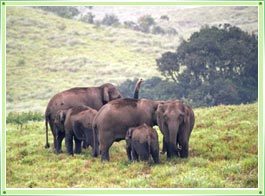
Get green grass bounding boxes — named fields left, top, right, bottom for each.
left=5, top=103, right=258, bottom=188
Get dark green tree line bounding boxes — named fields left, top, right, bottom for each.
left=119, top=24, right=258, bottom=107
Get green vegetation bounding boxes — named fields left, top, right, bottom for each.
left=4, top=6, right=259, bottom=188
left=6, top=6, right=257, bottom=113
left=6, top=6, right=165, bottom=113
left=155, top=24, right=258, bottom=107
left=6, top=103, right=258, bottom=188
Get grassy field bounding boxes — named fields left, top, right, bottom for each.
left=6, top=6, right=257, bottom=113
left=5, top=103, right=258, bottom=188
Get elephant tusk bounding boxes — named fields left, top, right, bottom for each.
left=177, top=144, right=182, bottom=150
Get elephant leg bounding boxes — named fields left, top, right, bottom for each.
left=65, top=133, right=74, bottom=155
left=151, top=147, right=159, bottom=164
left=179, top=140, right=189, bottom=158
left=178, top=126, right=190, bottom=158
left=82, top=141, right=88, bottom=149
left=53, top=136, right=57, bottom=150
left=99, top=132, right=114, bottom=161
left=100, top=140, right=113, bottom=162
left=138, top=143, right=149, bottom=161
left=164, top=140, right=173, bottom=158
left=126, top=145, right=132, bottom=161
left=56, top=131, right=64, bottom=153
left=131, top=147, right=139, bottom=161
left=74, top=138, right=82, bottom=154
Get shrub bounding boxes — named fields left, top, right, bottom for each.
left=80, top=12, right=95, bottom=24
left=33, top=6, right=79, bottom=19
left=6, top=112, right=44, bottom=128
left=102, top=14, right=120, bottom=26
left=137, top=15, right=155, bottom=33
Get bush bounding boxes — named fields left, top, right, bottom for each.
left=6, top=112, right=44, bottom=127
left=33, top=6, right=79, bottom=19
left=137, top=15, right=155, bottom=33
left=80, top=12, right=95, bottom=24
left=151, top=26, right=165, bottom=35
left=102, top=14, right=120, bottom=26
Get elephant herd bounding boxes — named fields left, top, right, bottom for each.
left=45, top=80, right=195, bottom=163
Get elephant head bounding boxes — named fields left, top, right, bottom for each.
left=101, top=83, right=122, bottom=104
left=54, top=109, right=67, bottom=133
left=156, top=100, right=194, bottom=158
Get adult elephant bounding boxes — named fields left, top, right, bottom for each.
left=156, top=100, right=195, bottom=158
left=92, top=98, right=163, bottom=161
left=45, top=83, right=122, bottom=152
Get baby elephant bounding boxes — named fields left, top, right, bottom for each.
left=64, top=105, right=97, bottom=155
left=125, top=124, right=159, bottom=163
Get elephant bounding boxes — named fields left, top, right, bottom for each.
left=92, top=98, right=163, bottom=161
left=45, top=83, right=122, bottom=153
left=125, top=124, right=159, bottom=163
left=156, top=100, right=195, bottom=158
left=62, top=105, right=97, bottom=155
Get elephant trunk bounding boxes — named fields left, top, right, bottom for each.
left=168, top=123, right=179, bottom=158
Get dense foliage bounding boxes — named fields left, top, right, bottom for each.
left=120, top=24, right=258, bottom=107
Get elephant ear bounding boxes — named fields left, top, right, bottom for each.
left=73, top=121, right=85, bottom=141
left=183, top=106, right=190, bottom=124
left=103, top=86, right=110, bottom=103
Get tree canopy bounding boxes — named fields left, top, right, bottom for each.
left=119, top=24, right=258, bottom=107
left=156, top=24, right=258, bottom=107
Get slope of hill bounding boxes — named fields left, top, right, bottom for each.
left=78, top=6, right=258, bottom=37
left=6, top=6, right=169, bottom=112
left=5, top=103, right=258, bottom=188
left=5, top=6, right=258, bottom=113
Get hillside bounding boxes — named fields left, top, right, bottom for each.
left=79, top=6, right=258, bottom=37
left=5, top=103, right=258, bottom=188
left=5, top=6, right=258, bottom=113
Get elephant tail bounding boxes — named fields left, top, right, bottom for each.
left=44, top=114, right=50, bottom=148
left=92, top=123, right=99, bottom=157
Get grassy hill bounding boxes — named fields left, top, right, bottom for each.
left=84, top=6, right=258, bottom=37
left=5, top=6, right=258, bottom=113
left=5, top=103, right=258, bottom=188
left=6, top=6, right=167, bottom=112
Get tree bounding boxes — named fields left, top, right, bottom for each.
left=80, top=12, right=95, bottom=24
left=156, top=24, right=258, bottom=107
left=137, top=15, right=155, bottom=33
left=102, top=14, right=120, bottom=26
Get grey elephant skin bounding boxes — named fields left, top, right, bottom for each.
left=92, top=98, right=162, bottom=161
left=45, top=83, right=122, bottom=153
left=63, top=105, right=97, bottom=155
left=157, top=100, right=195, bottom=158
left=126, top=124, right=159, bottom=163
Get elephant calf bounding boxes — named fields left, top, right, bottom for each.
left=63, top=105, right=98, bottom=155
left=125, top=124, right=159, bottom=164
